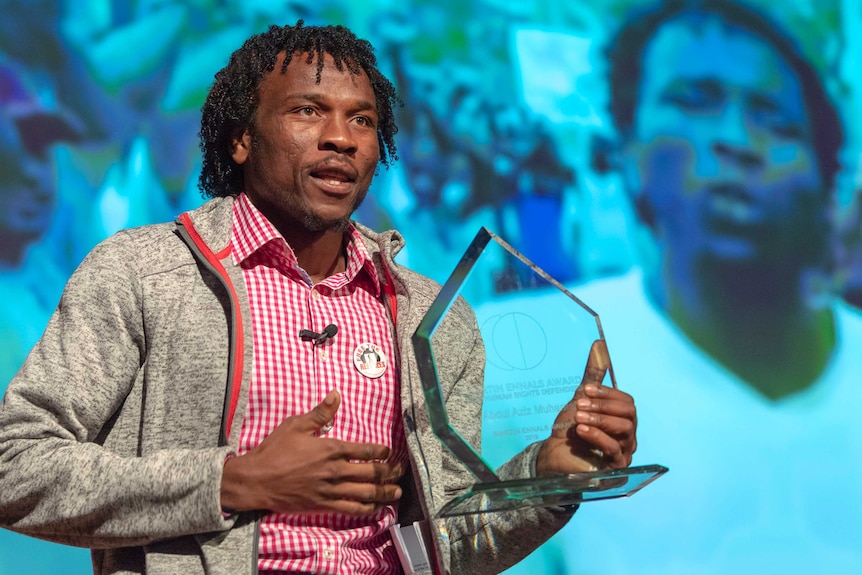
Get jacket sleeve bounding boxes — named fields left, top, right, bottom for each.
left=437, top=299, right=575, bottom=574
left=0, top=233, right=234, bottom=549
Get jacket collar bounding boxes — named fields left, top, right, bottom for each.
left=176, top=196, right=235, bottom=256
left=178, top=196, right=407, bottom=267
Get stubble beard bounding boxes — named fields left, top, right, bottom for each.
left=291, top=184, right=369, bottom=233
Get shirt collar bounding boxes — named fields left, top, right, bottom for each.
left=230, top=193, right=382, bottom=294
left=231, top=193, right=289, bottom=265
left=343, top=226, right=382, bottom=297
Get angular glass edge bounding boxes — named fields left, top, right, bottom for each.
left=411, top=227, right=617, bottom=483
left=412, top=226, right=668, bottom=517
left=436, top=464, right=669, bottom=518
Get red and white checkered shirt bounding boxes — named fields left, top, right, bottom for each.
left=231, top=194, right=407, bottom=575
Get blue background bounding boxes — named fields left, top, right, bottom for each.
left=1, top=0, right=861, bottom=573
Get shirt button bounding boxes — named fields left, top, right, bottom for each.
left=311, top=290, right=321, bottom=301
left=322, top=547, right=335, bottom=560
left=318, top=349, right=327, bottom=361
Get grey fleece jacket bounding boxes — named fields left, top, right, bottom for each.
left=0, top=197, right=571, bottom=574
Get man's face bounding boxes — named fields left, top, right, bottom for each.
left=232, top=51, right=380, bottom=234
left=400, top=107, right=449, bottom=208
left=0, top=121, right=56, bottom=245
left=623, top=16, right=825, bottom=266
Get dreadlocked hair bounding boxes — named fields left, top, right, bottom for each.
left=198, top=21, right=400, bottom=198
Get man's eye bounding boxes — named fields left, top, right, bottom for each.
left=661, top=80, right=724, bottom=112
left=762, top=119, right=805, bottom=140
left=662, top=90, right=721, bottom=112
left=748, top=99, right=805, bottom=140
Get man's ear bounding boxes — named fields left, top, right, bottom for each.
left=231, top=130, right=251, bottom=164
left=616, top=137, right=639, bottom=191
left=615, top=139, right=658, bottom=231
left=590, top=132, right=620, bottom=175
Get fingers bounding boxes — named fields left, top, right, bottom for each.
left=573, top=383, right=637, bottom=467
left=314, top=459, right=404, bottom=517
left=571, top=340, right=611, bottom=404
left=577, top=384, right=636, bottom=420
left=297, top=389, right=341, bottom=433
left=574, top=423, right=632, bottom=468
left=334, top=439, right=393, bottom=463
left=328, top=500, right=392, bottom=517
left=329, top=481, right=404, bottom=506
left=273, top=474, right=404, bottom=517
left=321, top=482, right=404, bottom=516
left=332, top=459, right=404, bottom=484
left=286, top=463, right=404, bottom=517
left=581, top=339, right=611, bottom=388
left=234, top=392, right=409, bottom=516
left=551, top=383, right=633, bottom=436
left=572, top=409, right=633, bottom=443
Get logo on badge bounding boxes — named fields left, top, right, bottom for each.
left=353, top=342, right=388, bottom=379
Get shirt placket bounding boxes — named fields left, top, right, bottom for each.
left=299, top=283, right=336, bottom=573
left=307, top=285, right=337, bottom=437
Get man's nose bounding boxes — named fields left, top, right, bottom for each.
left=20, top=156, right=54, bottom=199
left=711, top=100, right=764, bottom=170
left=319, top=116, right=358, bottom=155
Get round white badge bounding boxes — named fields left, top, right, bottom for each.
left=352, top=342, right=388, bottom=379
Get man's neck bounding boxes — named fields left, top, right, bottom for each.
left=647, top=260, right=836, bottom=399
left=285, top=228, right=348, bottom=284
left=0, top=239, right=29, bottom=270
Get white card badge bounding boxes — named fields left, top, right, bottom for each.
left=352, top=342, right=388, bottom=379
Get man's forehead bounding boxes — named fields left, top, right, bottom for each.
left=262, top=50, right=377, bottom=111
left=642, top=16, right=797, bottom=94
left=277, top=50, right=362, bottom=78
left=0, top=63, right=81, bottom=155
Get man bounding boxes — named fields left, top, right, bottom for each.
left=0, top=59, right=81, bottom=384
left=604, top=0, right=844, bottom=399
left=0, top=22, right=637, bottom=575
left=551, top=1, right=862, bottom=573
left=0, top=59, right=93, bottom=574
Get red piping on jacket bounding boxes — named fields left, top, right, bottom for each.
left=178, top=212, right=245, bottom=442
left=381, top=260, right=398, bottom=325
left=178, top=211, right=401, bottom=443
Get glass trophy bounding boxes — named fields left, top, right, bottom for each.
left=412, top=227, right=667, bottom=517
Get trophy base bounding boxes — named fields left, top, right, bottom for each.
left=436, top=464, right=669, bottom=518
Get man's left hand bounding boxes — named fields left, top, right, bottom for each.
left=536, top=340, right=637, bottom=476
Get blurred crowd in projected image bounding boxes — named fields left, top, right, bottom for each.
left=2, top=1, right=862, bottom=574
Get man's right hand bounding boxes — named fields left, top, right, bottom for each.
left=219, top=389, right=404, bottom=516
